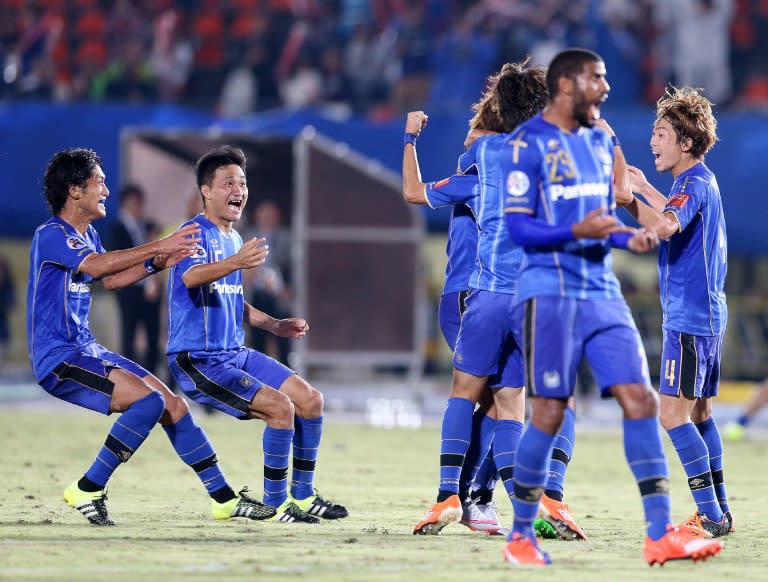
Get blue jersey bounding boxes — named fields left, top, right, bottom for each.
left=427, top=136, right=523, bottom=294
left=659, top=163, right=727, bottom=336
left=166, top=214, right=246, bottom=354
left=443, top=203, right=476, bottom=294
left=27, top=216, right=101, bottom=380
left=501, top=114, right=620, bottom=302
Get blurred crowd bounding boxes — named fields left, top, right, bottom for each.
left=2, top=0, right=767, bottom=117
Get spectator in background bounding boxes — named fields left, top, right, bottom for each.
left=0, top=255, right=15, bottom=371
left=150, top=8, right=193, bottom=102
left=653, top=0, right=734, bottom=104
left=344, top=21, right=396, bottom=113
left=243, top=200, right=293, bottom=365
left=109, top=184, right=161, bottom=375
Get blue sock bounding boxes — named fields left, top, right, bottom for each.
left=668, top=422, right=723, bottom=522
left=291, top=416, right=323, bottom=501
left=510, top=424, right=555, bottom=539
left=696, top=417, right=730, bottom=514
left=624, top=417, right=671, bottom=541
left=437, top=397, right=474, bottom=500
left=461, top=410, right=496, bottom=497
left=163, top=413, right=229, bottom=497
left=263, top=426, right=294, bottom=508
left=492, top=419, right=524, bottom=504
left=85, top=391, right=165, bottom=487
left=544, top=406, right=575, bottom=500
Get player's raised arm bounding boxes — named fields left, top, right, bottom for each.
left=402, top=111, right=429, bottom=204
left=183, top=236, right=269, bottom=288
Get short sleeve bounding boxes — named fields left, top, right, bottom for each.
left=425, top=174, right=478, bottom=209
left=37, top=224, right=97, bottom=271
left=664, top=180, right=705, bottom=232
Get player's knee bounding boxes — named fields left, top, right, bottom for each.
left=163, top=391, right=190, bottom=421
left=265, top=390, right=295, bottom=427
left=624, top=384, right=660, bottom=420
left=304, top=387, right=324, bottom=418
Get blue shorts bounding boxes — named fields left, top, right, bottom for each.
left=438, top=290, right=468, bottom=350
left=39, top=343, right=149, bottom=415
left=452, top=290, right=524, bottom=389
left=521, top=296, right=650, bottom=398
left=659, top=330, right=722, bottom=399
left=168, top=347, right=295, bottom=418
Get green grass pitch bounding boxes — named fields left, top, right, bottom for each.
left=0, top=407, right=766, bottom=581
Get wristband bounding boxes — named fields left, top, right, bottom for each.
left=611, top=134, right=620, bottom=148
left=404, top=132, right=418, bottom=146
left=144, top=257, right=162, bottom=275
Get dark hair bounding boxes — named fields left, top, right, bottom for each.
left=194, top=145, right=247, bottom=189
left=656, top=85, right=718, bottom=159
left=469, top=59, right=548, bottom=133
left=43, top=148, right=103, bottom=215
left=546, top=48, right=602, bottom=98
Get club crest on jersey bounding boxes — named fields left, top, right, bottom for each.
left=668, top=193, right=690, bottom=208
left=193, top=245, right=207, bottom=258
left=547, top=139, right=560, bottom=150
left=543, top=370, right=561, bottom=388
left=66, top=236, right=87, bottom=250
left=506, top=171, right=529, bottom=197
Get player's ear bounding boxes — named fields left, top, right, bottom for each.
left=68, top=184, right=82, bottom=200
left=680, top=135, right=693, bottom=154
left=558, top=75, right=574, bottom=97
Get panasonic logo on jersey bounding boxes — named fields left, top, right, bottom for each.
left=68, top=282, right=90, bottom=293
left=209, top=282, right=243, bottom=295
left=550, top=182, right=609, bottom=202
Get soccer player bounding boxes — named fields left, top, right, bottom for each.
left=405, top=61, right=586, bottom=541
left=624, top=86, right=734, bottom=538
left=501, top=49, right=723, bottom=565
left=27, top=148, right=277, bottom=526
left=724, top=377, right=768, bottom=441
left=165, top=145, right=348, bottom=524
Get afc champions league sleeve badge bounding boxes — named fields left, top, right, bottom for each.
left=66, top=235, right=87, bottom=250
left=506, top=171, right=530, bottom=197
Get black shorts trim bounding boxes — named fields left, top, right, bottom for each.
left=175, top=352, right=251, bottom=414
left=679, top=333, right=698, bottom=399
left=52, top=362, right=114, bottom=396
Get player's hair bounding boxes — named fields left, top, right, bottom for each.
left=43, top=148, right=103, bottom=216
left=195, top=145, right=247, bottom=189
left=655, top=85, right=718, bottom=159
left=546, top=48, right=602, bottom=98
left=469, top=59, right=548, bottom=132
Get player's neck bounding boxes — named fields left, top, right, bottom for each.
left=203, top=210, right=234, bottom=234
left=671, top=156, right=700, bottom=179
left=57, top=207, right=92, bottom=235
left=542, top=105, right=579, bottom=133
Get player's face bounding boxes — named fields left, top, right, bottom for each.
left=203, top=164, right=248, bottom=226
left=572, top=60, right=610, bottom=128
left=75, top=166, right=109, bottom=220
left=650, top=118, right=684, bottom=174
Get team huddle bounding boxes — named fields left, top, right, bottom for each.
left=26, top=46, right=730, bottom=568
left=403, top=48, right=731, bottom=566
